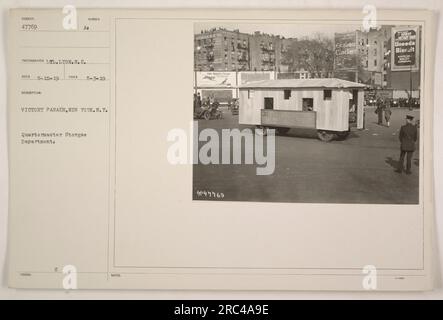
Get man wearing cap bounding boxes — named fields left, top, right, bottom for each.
left=396, top=115, right=418, bottom=174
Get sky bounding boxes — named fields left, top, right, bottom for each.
left=194, top=23, right=364, bottom=39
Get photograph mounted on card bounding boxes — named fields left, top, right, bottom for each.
left=6, top=8, right=436, bottom=291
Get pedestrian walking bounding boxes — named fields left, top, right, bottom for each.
left=384, top=101, right=392, bottom=127
left=375, top=98, right=384, bottom=125
left=396, top=115, right=418, bottom=175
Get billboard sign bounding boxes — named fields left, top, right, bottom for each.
left=238, top=71, right=273, bottom=85
left=391, top=26, right=420, bottom=71
left=196, top=72, right=236, bottom=87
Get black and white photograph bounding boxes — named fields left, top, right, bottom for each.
left=2, top=5, right=439, bottom=296
left=193, top=23, right=422, bottom=204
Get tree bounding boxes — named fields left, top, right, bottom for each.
left=283, top=35, right=334, bottom=77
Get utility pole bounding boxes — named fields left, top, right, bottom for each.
left=355, top=32, right=359, bottom=83
left=248, top=37, right=251, bottom=71
left=409, top=63, right=413, bottom=110
left=355, top=55, right=359, bottom=83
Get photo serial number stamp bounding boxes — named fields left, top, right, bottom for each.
left=195, top=190, right=225, bottom=199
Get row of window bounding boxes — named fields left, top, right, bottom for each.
left=362, top=59, right=378, bottom=67
left=224, top=38, right=247, bottom=47
left=358, top=48, right=378, bottom=57
left=359, top=38, right=377, bottom=46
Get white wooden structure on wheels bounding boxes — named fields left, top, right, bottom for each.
left=239, top=78, right=366, bottom=141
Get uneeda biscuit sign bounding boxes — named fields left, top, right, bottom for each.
left=391, top=26, right=420, bottom=71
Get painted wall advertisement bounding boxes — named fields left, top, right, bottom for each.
left=391, top=26, right=420, bottom=71
left=334, top=32, right=358, bottom=71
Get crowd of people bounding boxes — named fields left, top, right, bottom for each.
left=373, top=97, right=420, bottom=127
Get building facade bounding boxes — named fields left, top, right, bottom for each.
left=195, top=26, right=421, bottom=99
left=334, top=26, right=420, bottom=97
left=194, top=28, right=297, bottom=72
left=194, top=28, right=250, bottom=72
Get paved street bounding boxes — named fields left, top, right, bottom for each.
left=193, top=107, right=420, bottom=204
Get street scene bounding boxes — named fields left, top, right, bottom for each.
left=193, top=23, right=421, bottom=204
left=193, top=106, right=419, bottom=204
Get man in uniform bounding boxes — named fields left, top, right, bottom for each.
left=396, top=115, right=418, bottom=174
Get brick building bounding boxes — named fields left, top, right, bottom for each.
left=194, top=28, right=297, bottom=72
left=194, top=28, right=250, bottom=72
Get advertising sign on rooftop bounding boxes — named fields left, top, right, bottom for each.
left=391, top=26, right=420, bottom=71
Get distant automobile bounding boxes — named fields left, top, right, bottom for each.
left=365, top=98, right=377, bottom=106
left=389, top=98, right=420, bottom=109
left=412, top=98, right=420, bottom=108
